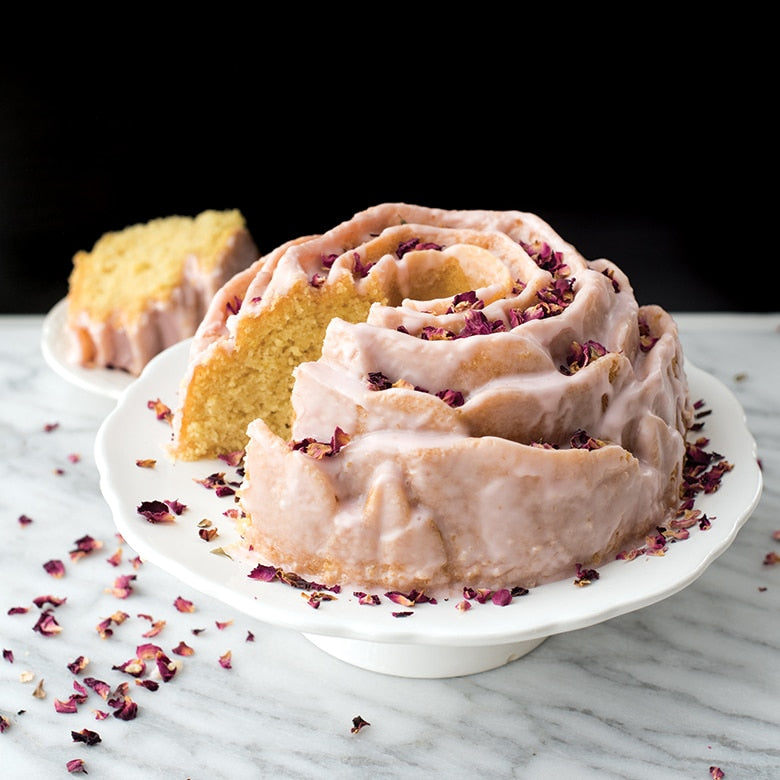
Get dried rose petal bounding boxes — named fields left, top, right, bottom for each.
left=218, top=450, right=245, bottom=467
left=106, top=574, right=136, bottom=599
left=32, top=609, right=62, bottom=636
left=574, top=563, right=600, bottom=586
left=147, top=398, right=172, bottom=423
left=350, top=714, right=371, bottom=733
left=66, top=656, right=89, bottom=674
left=248, top=564, right=279, bottom=582
left=71, top=728, right=101, bottom=746
left=69, top=535, right=103, bottom=561
left=110, top=695, right=138, bottom=720
left=155, top=651, right=177, bottom=682
left=54, top=697, right=79, bottom=714
left=2, top=649, right=13, bottom=663
left=106, top=548, right=122, bottom=567
left=391, top=611, right=414, bottom=618
left=709, top=768, right=725, bottom=780
left=66, top=758, right=88, bottom=774
left=43, top=559, right=65, bottom=578
left=491, top=589, right=513, bottom=606
left=141, top=621, right=165, bottom=638
left=353, top=592, right=381, bottom=606
left=18, top=514, right=33, bottom=526
left=135, top=458, right=157, bottom=468
left=112, top=658, right=146, bottom=677
left=137, top=500, right=175, bottom=524
left=83, top=677, right=111, bottom=700
left=216, top=620, right=233, bottom=630
left=33, top=594, right=67, bottom=608
left=0, top=714, right=10, bottom=732
left=218, top=650, right=232, bottom=669
left=7, top=606, right=29, bottom=615
left=136, top=643, right=163, bottom=659
left=136, top=679, right=159, bottom=691
left=174, top=596, right=196, bottom=613
left=172, top=641, right=194, bottom=656
left=246, top=631, right=255, bottom=642
left=44, top=422, right=60, bottom=432
left=455, top=600, right=472, bottom=612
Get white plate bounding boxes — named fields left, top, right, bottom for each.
left=95, top=340, right=763, bottom=677
left=41, top=298, right=134, bottom=399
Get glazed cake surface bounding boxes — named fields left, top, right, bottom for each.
left=172, top=204, right=692, bottom=595
left=66, top=209, right=259, bottom=375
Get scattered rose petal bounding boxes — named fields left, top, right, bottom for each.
left=216, top=620, right=233, bottom=630
left=32, top=679, right=46, bottom=698
left=350, top=715, right=371, bottom=733
left=106, top=574, right=136, bottom=599
left=710, top=768, right=725, bottom=780
left=2, top=649, right=13, bottom=663
left=112, top=658, right=146, bottom=677
left=0, top=714, right=10, bottom=732
left=67, top=656, right=89, bottom=674
left=43, top=559, right=65, bottom=578
left=32, top=595, right=67, bottom=608
left=218, top=650, right=232, bottom=669
left=147, top=398, right=172, bottom=423
left=106, top=548, right=123, bottom=567
left=32, top=609, right=62, bottom=636
left=174, top=596, right=195, bottom=613
left=44, top=422, right=60, bottom=432
left=172, top=641, right=194, bottom=656
left=71, top=728, right=101, bottom=746
left=137, top=500, right=175, bottom=523
left=83, top=678, right=111, bottom=700
left=155, top=651, right=178, bottom=682
left=18, top=514, right=33, bottom=526
left=135, top=459, right=157, bottom=468
left=66, top=758, right=87, bottom=774
left=69, top=535, right=103, bottom=561
left=110, top=695, right=138, bottom=720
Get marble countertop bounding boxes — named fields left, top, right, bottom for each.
left=1, top=313, right=778, bottom=780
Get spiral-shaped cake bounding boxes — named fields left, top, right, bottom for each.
left=171, top=204, right=692, bottom=594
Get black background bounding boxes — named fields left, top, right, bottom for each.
left=1, top=56, right=772, bottom=316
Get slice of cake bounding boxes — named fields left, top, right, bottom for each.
left=65, top=209, right=259, bottom=376
left=169, top=204, right=693, bottom=596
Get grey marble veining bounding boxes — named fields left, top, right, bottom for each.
left=1, top=313, right=778, bottom=780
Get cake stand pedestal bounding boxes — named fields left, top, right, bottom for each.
left=302, top=633, right=548, bottom=678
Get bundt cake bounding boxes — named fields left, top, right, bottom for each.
left=170, top=203, right=692, bottom=595
left=65, top=209, right=259, bottom=375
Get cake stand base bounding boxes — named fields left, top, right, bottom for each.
left=302, top=633, right=548, bottom=678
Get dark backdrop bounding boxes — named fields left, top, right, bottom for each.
left=1, top=68, right=771, bottom=316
